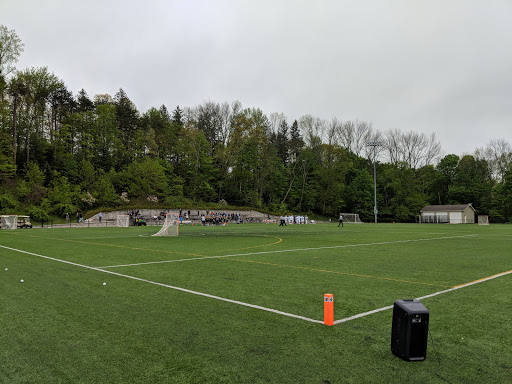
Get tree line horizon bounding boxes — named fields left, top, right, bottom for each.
left=1, top=25, right=512, bottom=223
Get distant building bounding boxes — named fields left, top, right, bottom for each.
left=419, top=204, right=476, bottom=224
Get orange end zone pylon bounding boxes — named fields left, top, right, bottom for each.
left=324, top=293, right=334, bottom=326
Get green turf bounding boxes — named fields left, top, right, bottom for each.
left=1, top=223, right=511, bottom=383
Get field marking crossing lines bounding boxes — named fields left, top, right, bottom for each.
left=98, top=234, right=478, bottom=269
left=0, top=245, right=322, bottom=325
left=334, top=268, right=512, bottom=324
left=3, top=237, right=506, bottom=326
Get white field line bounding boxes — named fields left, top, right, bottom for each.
left=3, top=234, right=503, bottom=327
left=0, top=245, right=322, bottom=325
left=334, top=268, right=512, bottom=325
left=98, top=234, right=478, bottom=268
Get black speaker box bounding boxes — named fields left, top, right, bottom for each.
left=391, top=299, right=429, bottom=361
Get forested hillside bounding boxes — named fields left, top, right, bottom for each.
left=1, top=26, right=511, bottom=222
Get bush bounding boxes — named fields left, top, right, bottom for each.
left=28, top=206, right=50, bottom=222
left=51, top=203, right=78, bottom=217
left=0, top=194, right=18, bottom=214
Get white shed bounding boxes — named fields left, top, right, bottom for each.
left=419, top=204, right=475, bottom=224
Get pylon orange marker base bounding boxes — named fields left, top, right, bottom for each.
left=324, top=293, right=334, bottom=326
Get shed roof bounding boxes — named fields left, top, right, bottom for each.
left=420, top=204, right=475, bottom=213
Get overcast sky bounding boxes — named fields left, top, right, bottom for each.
left=3, top=0, right=511, bottom=156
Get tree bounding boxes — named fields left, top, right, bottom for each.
left=17, top=162, right=46, bottom=205
left=15, top=67, right=63, bottom=166
left=172, top=105, right=183, bottom=127
left=93, top=103, right=120, bottom=169
left=139, top=107, right=171, bottom=160
left=49, top=84, right=74, bottom=144
left=0, top=128, right=15, bottom=175
left=179, top=128, right=216, bottom=201
left=478, top=139, right=512, bottom=182
left=0, top=25, right=24, bottom=78
left=342, top=167, right=374, bottom=220
left=224, top=108, right=274, bottom=206
left=46, top=170, right=81, bottom=216
left=77, top=89, right=94, bottom=112
left=195, top=101, right=223, bottom=156
left=448, top=155, right=492, bottom=211
left=337, top=120, right=375, bottom=158
left=383, top=129, right=442, bottom=169
left=299, top=115, right=325, bottom=147
left=380, top=163, right=427, bottom=222
left=434, top=154, right=460, bottom=204
left=95, top=170, right=119, bottom=206
left=93, top=93, right=114, bottom=106
left=122, top=158, right=168, bottom=200
left=114, top=88, right=139, bottom=164
left=490, top=164, right=512, bottom=222
left=7, top=75, right=27, bottom=171
left=275, top=119, right=289, bottom=165
left=314, top=144, right=351, bottom=215
left=289, top=120, right=303, bottom=162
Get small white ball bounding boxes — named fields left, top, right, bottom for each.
left=4, top=268, right=7, bottom=271
left=102, top=282, right=106, bottom=286
left=20, top=279, right=24, bottom=283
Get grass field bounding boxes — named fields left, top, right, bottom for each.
left=1, top=222, right=511, bottom=383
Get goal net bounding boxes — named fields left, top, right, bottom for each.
left=153, top=213, right=179, bottom=236
left=117, top=215, right=130, bottom=227
left=341, top=213, right=363, bottom=224
left=478, top=215, right=489, bottom=225
left=1, top=215, right=18, bottom=230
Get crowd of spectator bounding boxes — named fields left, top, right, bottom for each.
left=200, top=212, right=244, bottom=226
left=122, top=209, right=266, bottom=226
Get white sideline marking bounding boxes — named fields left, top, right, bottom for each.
left=334, top=269, right=512, bottom=324
left=0, top=245, right=322, bottom=325
left=99, top=234, right=478, bottom=268
left=3, top=235, right=505, bottom=327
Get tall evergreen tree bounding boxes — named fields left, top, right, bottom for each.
left=114, top=88, right=139, bottom=165
left=172, top=105, right=183, bottom=127
left=276, top=119, right=289, bottom=165
left=289, top=119, right=303, bottom=162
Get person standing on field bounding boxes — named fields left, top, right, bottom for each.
left=338, top=213, right=344, bottom=227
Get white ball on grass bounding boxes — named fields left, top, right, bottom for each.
left=20, top=279, right=24, bottom=283
left=103, top=282, right=106, bottom=286
left=4, top=268, right=7, bottom=271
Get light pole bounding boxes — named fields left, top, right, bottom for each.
left=367, top=141, right=381, bottom=224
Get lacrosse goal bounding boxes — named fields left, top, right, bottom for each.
left=117, top=215, right=130, bottom=227
left=1, top=215, right=17, bottom=230
left=478, top=215, right=489, bottom=225
left=153, top=212, right=180, bottom=236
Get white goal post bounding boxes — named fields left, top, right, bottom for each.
left=117, top=215, right=130, bottom=227
left=1, top=215, right=18, bottom=230
left=153, top=212, right=179, bottom=236
left=341, top=213, right=364, bottom=224
left=478, top=215, right=489, bottom=225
